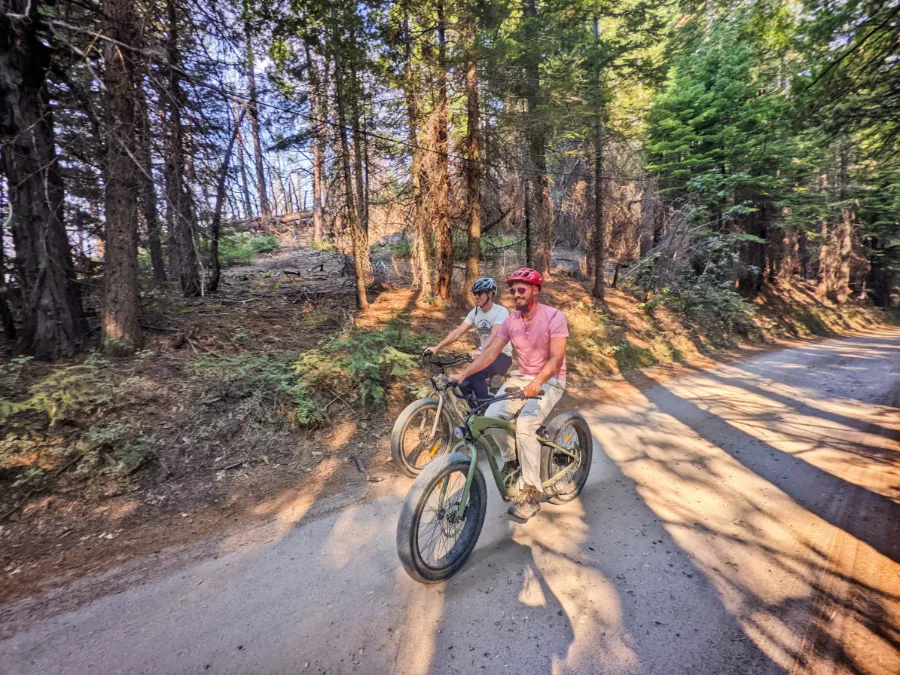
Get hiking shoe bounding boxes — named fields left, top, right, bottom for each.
left=508, top=485, right=541, bottom=521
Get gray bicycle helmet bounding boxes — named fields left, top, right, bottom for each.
left=471, top=277, right=497, bottom=295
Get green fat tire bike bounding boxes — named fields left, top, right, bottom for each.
left=396, top=386, right=593, bottom=584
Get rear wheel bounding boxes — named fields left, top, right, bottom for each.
left=540, top=411, right=593, bottom=504
left=397, top=453, right=487, bottom=584
left=390, top=398, right=453, bottom=478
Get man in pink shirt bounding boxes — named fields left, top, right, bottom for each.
left=451, top=267, right=568, bottom=521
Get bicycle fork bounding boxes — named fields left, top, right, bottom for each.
left=436, top=441, right=479, bottom=521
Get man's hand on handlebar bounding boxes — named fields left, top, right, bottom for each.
left=523, top=379, right=543, bottom=398
left=424, top=346, right=438, bottom=354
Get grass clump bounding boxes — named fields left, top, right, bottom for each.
left=219, top=232, right=279, bottom=265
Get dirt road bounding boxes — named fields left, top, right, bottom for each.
left=2, top=331, right=898, bottom=674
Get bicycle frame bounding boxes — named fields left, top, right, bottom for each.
left=443, top=413, right=582, bottom=520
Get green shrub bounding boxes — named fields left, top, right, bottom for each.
left=219, top=233, right=280, bottom=265
left=391, top=240, right=412, bottom=260
left=636, top=234, right=757, bottom=337
left=296, top=315, right=432, bottom=406
left=0, top=361, right=115, bottom=427
left=76, top=423, right=158, bottom=478
left=191, top=353, right=320, bottom=426
left=191, top=316, right=432, bottom=427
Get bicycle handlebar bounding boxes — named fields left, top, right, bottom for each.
left=421, top=351, right=473, bottom=372
left=467, top=389, right=543, bottom=417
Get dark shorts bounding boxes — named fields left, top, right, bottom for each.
left=459, top=352, right=513, bottom=401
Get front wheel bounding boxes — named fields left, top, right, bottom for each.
left=541, top=411, right=593, bottom=505
left=390, top=398, right=453, bottom=478
left=397, top=453, right=487, bottom=584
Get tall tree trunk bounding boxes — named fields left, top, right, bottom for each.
left=0, top=183, right=16, bottom=341
left=305, top=43, right=326, bottom=243
left=402, top=13, right=432, bottom=296
left=351, top=68, right=367, bottom=236
left=273, top=150, right=286, bottom=214
left=164, top=0, right=200, bottom=296
left=433, top=0, right=453, bottom=300
left=245, top=22, right=271, bottom=230
left=834, top=146, right=853, bottom=304
left=0, top=2, right=85, bottom=359
left=231, top=98, right=253, bottom=218
left=523, top=0, right=552, bottom=277
left=209, top=107, right=247, bottom=293
left=102, top=0, right=143, bottom=356
left=524, top=176, right=533, bottom=266
left=135, top=66, right=166, bottom=282
left=464, top=53, right=482, bottom=291
left=331, top=15, right=369, bottom=310
left=592, top=121, right=605, bottom=300
left=591, top=16, right=605, bottom=301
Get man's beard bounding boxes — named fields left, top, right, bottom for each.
left=515, top=297, right=529, bottom=311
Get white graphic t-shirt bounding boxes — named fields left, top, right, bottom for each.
left=465, top=303, right=513, bottom=356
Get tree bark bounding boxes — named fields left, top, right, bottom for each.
left=208, top=107, right=247, bottom=293
left=0, top=1, right=86, bottom=359
left=273, top=150, right=287, bottom=214
left=523, top=0, right=552, bottom=277
left=305, top=43, right=326, bottom=243
left=101, top=0, right=143, bottom=356
left=135, top=65, right=166, bottom=282
left=230, top=98, right=253, bottom=219
left=591, top=16, right=604, bottom=300
left=331, top=13, right=369, bottom=310
left=524, top=176, right=533, bottom=266
left=433, top=0, right=453, bottom=300
left=0, top=182, right=16, bottom=341
left=592, top=121, right=605, bottom=300
left=351, top=68, right=367, bottom=236
left=464, top=51, right=482, bottom=292
left=245, top=22, right=271, bottom=230
left=164, top=0, right=200, bottom=296
left=402, top=13, right=432, bottom=297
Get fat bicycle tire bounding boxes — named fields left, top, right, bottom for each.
left=541, top=411, right=593, bottom=504
left=390, top=398, right=454, bottom=478
left=397, top=452, right=487, bottom=584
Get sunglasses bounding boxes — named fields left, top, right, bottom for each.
left=509, top=287, right=530, bottom=296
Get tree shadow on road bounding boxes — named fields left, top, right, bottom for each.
left=614, top=365, right=900, bottom=674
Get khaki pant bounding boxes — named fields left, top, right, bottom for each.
left=485, top=373, right=566, bottom=492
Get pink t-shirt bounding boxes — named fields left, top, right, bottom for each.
left=496, top=304, right=569, bottom=380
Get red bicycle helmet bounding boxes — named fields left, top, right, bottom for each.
left=506, top=267, right=543, bottom=289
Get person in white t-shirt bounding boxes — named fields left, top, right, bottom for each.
left=425, top=277, right=513, bottom=401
